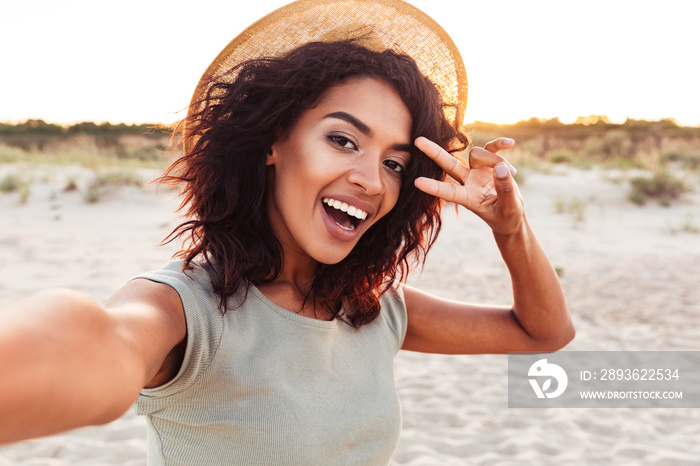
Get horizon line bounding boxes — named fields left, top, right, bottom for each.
left=2, top=116, right=699, bottom=130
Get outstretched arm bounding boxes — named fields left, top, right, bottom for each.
left=402, top=137, right=574, bottom=354
left=0, top=279, right=185, bottom=444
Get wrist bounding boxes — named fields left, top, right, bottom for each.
left=493, top=216, right=528, bottom=246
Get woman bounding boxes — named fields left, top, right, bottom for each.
left=0, top=0, right=574, bottom=463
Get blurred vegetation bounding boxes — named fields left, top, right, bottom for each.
left=83, top=169, right=145, bottom=203
left=0, top=172, right=31, bottom=204
left=0, top=119, right=174, bottom=169
left=0, top=120, right=177, bottom=204
left=628, top=171, right=688, bottom=206
left=468, top=116, right=700, bottom=170
left=0, top=119, right=171, bottom=150
left=1, top=116, right=699, bottom=206
left=468, top=116, right=699, bottom=206
left=0, top=173, right=24, bottom=193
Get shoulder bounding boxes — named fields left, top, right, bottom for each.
left=378, top=284, right=408, bottom=349
left=105, top=264, right=191, bottom=390
left=108, top=260, right=205, bottom=334
left=123, top=261, right=225, bottom=395
left=125, top=260, right=222, bottom=321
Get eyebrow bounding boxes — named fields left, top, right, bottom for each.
left=324, top=111, right=372, bottom=135
left=323, top=111, right=413, bottom=154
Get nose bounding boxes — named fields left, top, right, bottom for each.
left=346, top=153, right=385, bottom=196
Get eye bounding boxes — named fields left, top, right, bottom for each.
left=328, top=135, right=357, bottom=151
left=383, top=159, right=405, bottom=175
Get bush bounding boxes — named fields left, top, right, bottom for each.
left=661, top=150, right=700, bottom=170
left=545, top=150, right=575, bottom=164
left=82, top=170, right=143, bottom=203
left=601, top=130, right=634, bottom=159
left=0, top=144, right=27, bottom=163
left=628, top=171, right=687, bottom=206
left=0, top=173, right=22, bottom=193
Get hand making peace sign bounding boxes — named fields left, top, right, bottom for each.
left=414, top=136, right=524, bottom=236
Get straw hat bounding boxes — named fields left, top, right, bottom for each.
left=189, top=0, right=467, bottom=127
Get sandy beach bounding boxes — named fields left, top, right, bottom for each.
left=1, top=164, right=699, bottom=465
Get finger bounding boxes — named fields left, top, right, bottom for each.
left=493, top=162, right=518, bottom=210
left=469, top=147, right=518, bottom=176
left=483, top=137, right=515, bottom=154
left=469, top=146, right=508, bottom=169
left=414, top=177, right=461, bottom=204
left=415, top=136, right=468, bottom=183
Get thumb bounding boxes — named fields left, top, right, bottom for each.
left=493, top=162, right=518, bottom=206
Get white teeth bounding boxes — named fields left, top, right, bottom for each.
left=322, top=198, right=368, bottom=220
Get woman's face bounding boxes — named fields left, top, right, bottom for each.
left=266, top=76, right=412, bottom=266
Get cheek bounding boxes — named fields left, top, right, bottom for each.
left=273, top=152, right=329, bottom=207
left=388, top=182, right=402, bottom=209
left=375, top=178, right=403, bottom=220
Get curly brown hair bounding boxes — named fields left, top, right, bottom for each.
left=161, top=40, right=468, bottom=327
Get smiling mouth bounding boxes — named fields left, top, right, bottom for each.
left=322, top=197, right=368, bottom=231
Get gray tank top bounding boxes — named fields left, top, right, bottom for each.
left=133, top=260, right=407, bottom=465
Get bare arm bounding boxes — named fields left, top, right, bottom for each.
left=403, top=137, right=574, bottom=354
left=0, top=279, right=185, bottom=444
left=402, top=218, right=573, bottom=353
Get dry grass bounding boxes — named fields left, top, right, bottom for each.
left=470, top=119, right=699, bottom=208
left=0, top=134, right=172, bottom=170
left=2, top=119, right=698, bottom=208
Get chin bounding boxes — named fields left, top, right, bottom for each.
left=315, top=254, right=350, bottom=266
left=310, top=245, right=355, bottom=266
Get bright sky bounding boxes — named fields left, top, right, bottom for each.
left=1, top=0, right=698, bottom=126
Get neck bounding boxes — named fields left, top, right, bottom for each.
left=256, top=245, right=332, bottom=319
left=258, top=273, right=335, bottom=320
